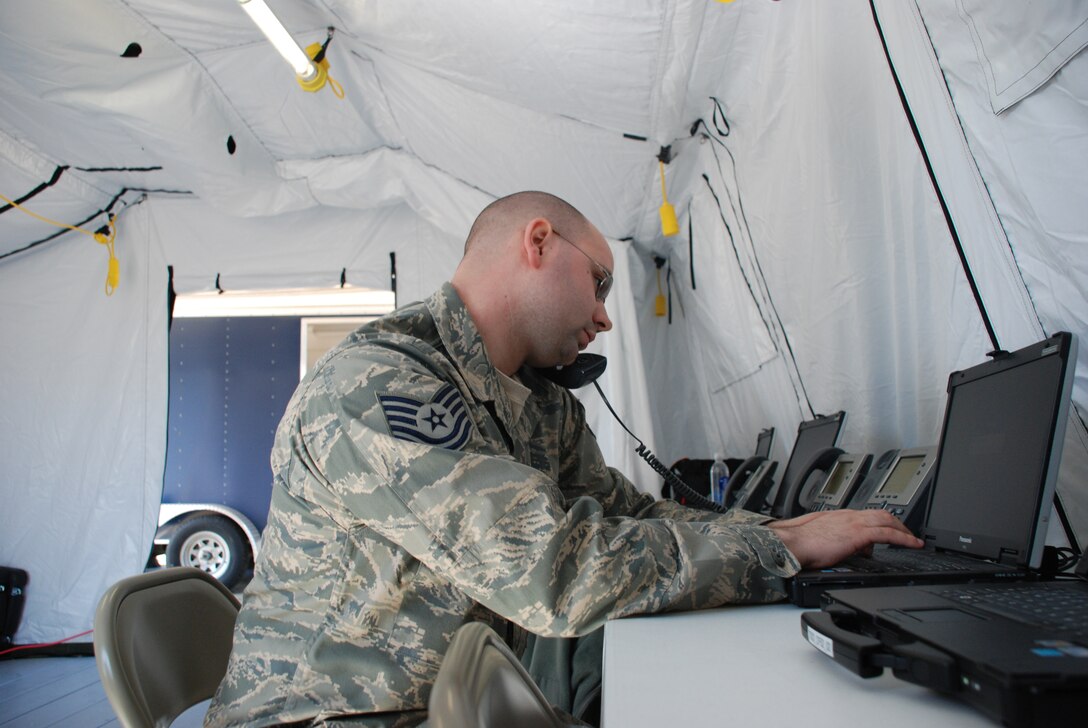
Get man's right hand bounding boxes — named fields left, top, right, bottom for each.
left=768, top=509, right=924, bottom=569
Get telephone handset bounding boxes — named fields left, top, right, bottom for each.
left=535, top=353, right=609, bottom=389
left=724, top=455, right=765, bottom=506
left=800, top=451, right=873, bottom=513
left=778, top=446, right=846, bottom=518
left=843, top=446, right=936, bottom=535
left=728, top=459, right=779, bottom=512
left=720, top=426, right=775, bottom=508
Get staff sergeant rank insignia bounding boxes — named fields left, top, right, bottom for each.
left=378, top=383, right=473, bottom=450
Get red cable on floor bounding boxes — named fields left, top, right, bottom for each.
left=0, top=629, right=93, bottom=657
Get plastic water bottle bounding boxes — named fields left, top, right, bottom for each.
left=709, top=453, right=730, bottom=506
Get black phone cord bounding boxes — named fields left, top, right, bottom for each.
left=592, top=381, right=726, bottom=513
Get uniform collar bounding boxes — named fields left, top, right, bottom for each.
left=426, top=282, right=516, bottom=420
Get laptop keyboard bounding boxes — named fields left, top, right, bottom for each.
left=935, top=582, right=1088, bottom=642
left=842, top=548, right=1002, bottom=574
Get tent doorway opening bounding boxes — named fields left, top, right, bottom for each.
left=149, top=286, right=395, bottom=589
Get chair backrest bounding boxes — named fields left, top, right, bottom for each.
left=93, top=567, right=240, bottom=728
left=427, top=621, right=568, bottom=728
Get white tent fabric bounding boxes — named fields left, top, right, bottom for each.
left=638, top=2, right=991, bottom=467
left=1, top=0, right=1085, bottom=647
left=886, top=0, right=1088, bottom=542
left=0, top=203, right=168, bottom=645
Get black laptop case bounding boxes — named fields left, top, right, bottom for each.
left=802, top=555, right=1088, bottom=728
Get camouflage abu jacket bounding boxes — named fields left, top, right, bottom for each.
left=205, top=282, right=800, bottom=727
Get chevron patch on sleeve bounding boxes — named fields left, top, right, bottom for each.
left=377, top=383, right=473, bottom=450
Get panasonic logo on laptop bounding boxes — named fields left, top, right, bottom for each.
left=959, top=536, right=973, bottom=544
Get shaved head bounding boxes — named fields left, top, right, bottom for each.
left=451, top=190, right=613, bottom=374
left=464, top=191, right=592, bottom=255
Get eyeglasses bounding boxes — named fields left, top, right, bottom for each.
left=552, top=229, right=613, bottom=302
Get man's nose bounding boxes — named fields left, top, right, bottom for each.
left=595, top=301, right=612, bottom=332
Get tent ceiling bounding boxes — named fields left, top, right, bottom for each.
left=0, top=0, right=715, bottom=260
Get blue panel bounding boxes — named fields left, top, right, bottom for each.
left=163, top=317, right=300, bottom=531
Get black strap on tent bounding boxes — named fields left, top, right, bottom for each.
left=0, top=166, right=68, bottom=216
left=0, top=186, right=133, bottom=262
left=389, top=252, right=398, bottom=308
left=666, top=258, right=674, bottom=324
left=868, top=0, right=1002, bottom=354
left=166, top=265, right=176, bottom=332
left=687, top=204, right=696, bottom=290
left=75, top=165, right=163, bottom=172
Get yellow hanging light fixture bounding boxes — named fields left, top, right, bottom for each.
left=237, top=0, right=341, bottom=95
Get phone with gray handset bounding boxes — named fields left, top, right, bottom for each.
left=843, top=446, right=937, bottom=534
left=799, top=451, right=874, bottom=513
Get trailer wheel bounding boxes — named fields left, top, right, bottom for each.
left=166, top=514, right=248, bottom=589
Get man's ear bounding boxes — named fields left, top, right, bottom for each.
left=523, top=218, right=551, bottom=270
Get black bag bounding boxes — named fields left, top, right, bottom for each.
left=662, top=457, right=744, bottom=506
left=1, top=566, right=29, bottom=646
left=662, top=458, right=714, bottom=502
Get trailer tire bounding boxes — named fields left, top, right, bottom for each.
left=166, top=514, right=248, bottom=589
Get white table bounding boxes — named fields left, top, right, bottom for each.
left=602, top=604, right=992, bottom=727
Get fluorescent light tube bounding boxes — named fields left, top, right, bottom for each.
left=238, top=0, right=317, bottom=81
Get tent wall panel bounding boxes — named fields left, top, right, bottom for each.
left=638, top=1, right=990, bottom=474
left=0, top=203, right=167, bottom=644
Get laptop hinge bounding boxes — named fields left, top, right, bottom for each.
left=997, top=548, right=1021, bottom=565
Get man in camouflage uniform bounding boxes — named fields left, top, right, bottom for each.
left=205, top=191, right=921, bottom=727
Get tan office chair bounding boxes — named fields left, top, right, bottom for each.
left=93, top=567, right=240, bottom=728
left=426, top=621, right=572, bottom=728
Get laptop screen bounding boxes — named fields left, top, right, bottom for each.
left=924, top=333, right=1076, bottom=568
left=754, top=427, right=774, bottom=459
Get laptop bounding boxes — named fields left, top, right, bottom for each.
left=754, top=426, right=774, bottom=459
left=802, top=553, right=1088, bottom=726
left=789, top=331, right=1078, bottom=608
